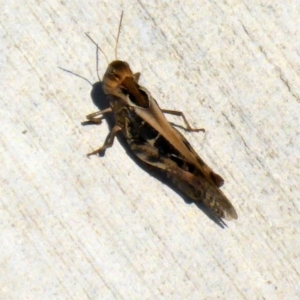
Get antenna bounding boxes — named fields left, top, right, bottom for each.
left=115, top=11, right=124, bottom=59
left=85, top=33, right=108, bottom=82
left=84, top=11, right=124, bottom=81
left=58, top=67, right=93, bottom=86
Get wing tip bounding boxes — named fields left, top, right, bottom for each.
left=223, top=207, right=238, bottom=221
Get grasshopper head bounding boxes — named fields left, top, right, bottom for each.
left=102, top=60, right=133, bottom=94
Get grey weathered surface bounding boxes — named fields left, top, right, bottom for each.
left=1, top=1, right=299, bottom=299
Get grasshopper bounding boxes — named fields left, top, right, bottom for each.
left=79, top=13, right=238, bottom=220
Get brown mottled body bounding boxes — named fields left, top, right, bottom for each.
left=86, top=65, right=237, bottom=220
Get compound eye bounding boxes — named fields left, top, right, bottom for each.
left=114, top=73, right=121, bottom=80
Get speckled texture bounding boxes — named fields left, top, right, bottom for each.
left=1, top=1, right=299, bottom=299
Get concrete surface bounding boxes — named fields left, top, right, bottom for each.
left=1, top=0, right=299, bottom=299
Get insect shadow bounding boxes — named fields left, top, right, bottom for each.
left=82, top=75, right=227, bottom=228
